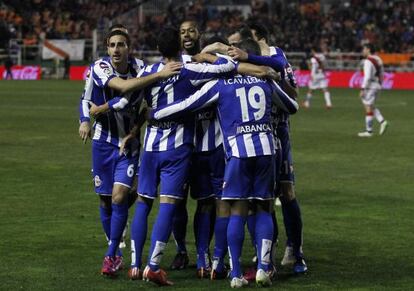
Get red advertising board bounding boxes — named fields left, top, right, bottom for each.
left=295, top=70, right=414, bottom=90
left=0, top=65, right=41, bottom=80
left=70, top=66, right=90, bottom=80
left=69, top=66, right=414, bottom=90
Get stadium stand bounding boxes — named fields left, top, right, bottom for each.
left=1, top=0, right=413, bottom=53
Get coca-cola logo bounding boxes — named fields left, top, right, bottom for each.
left=2, top=66, right=40, bottom=80
left=294, top=70, right=332, bottom=87
left=349, top=72, right=394, bottom=89
left=294, top=70, right=311, bottom=87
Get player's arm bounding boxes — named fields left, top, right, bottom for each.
left=89, top=96, right=130, bottom=118
left=270, top=81, right=299, bottom=114
left=228, top=46, right=286, bottom=72
left=107, top=62, right=182, bottom=94
left=360, top=60, right=373, bottom=98
left=119, top=105, right=147, bottom=156
left=151, top=80, right=219, bottom=121
left=78, top=67, right=93, bottom=143
left=200, top=42, right=229, bottom=54
left=193, top=53, right=278, bottom=81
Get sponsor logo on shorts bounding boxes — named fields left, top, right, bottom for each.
left=94, top=175, right=102, bottom=187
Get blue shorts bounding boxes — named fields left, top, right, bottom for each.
left=222, top=156, right=275, bottom=200
left=137, top=144, right=192, bottom=200
left=92, top=140, right=138, bottom=196
left=276, top=125, right=295, bottom=184
left=190, top=146, right=225, bottom=200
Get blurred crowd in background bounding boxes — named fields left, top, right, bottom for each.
left=1, top=0, right=413, bottom=53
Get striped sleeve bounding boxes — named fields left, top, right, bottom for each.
left=270, top=81, right=299, bottom=114
left=79, top=66, right=93, bottom=122
left=92, top=60, right=116, bottom=88
left=153, top=80, right=219, bottom=120
left=184, top=57, right=236, bottom=87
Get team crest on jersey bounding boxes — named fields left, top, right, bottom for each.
left=99, top=62, right=110, bottom=69
left=94, top=175, right=102, bottom=187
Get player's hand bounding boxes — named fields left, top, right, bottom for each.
left=89, top=102, right=99, bottom=118
left=120, top=133, right=133, bottom=156
left=79, top=121, right=91, bottom=143
left=265, top=68, right=281, bottom=81
left=227, top=46, right=248, bottom=61
left=159, top=62, right=182, bottom=78
left=359, top=89, right=365, bottom=98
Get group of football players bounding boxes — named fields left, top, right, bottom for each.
left=78, top=20, right=308, bottom=288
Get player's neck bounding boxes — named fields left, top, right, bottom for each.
left=259, top=41, right=270, bottom=56
left=164, top=56, right=181, bottom=63
left=111, top=61, right=128, bottom=74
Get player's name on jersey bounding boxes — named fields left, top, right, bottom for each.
left=149, top=120, right=178, bottom=129
left=223, top=76, right=267, bottom=85
left=160, top=74, right=180, bottom=84
left=236, top=122, right=272, bottom=134
left=196, top=109, right=215, bottom=121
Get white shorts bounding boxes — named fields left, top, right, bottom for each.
left=309, top=77, right=328, bottom=90
left=361, top=88, right=380, bottom=106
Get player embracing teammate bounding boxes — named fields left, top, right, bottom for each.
left=78, top=21, right=309, bottom=288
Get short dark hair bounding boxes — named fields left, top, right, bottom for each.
left=248, top=22, right=269, bottom=42
left=236, top=38, right=261, bottom=56
left=157, top=27, right=181, bottom=58
left=363, top=43, right=376, bottom=53
left=202, top=35, right=229, bottom=48
left=239, top=25, right=254, bottom=41
left=106, top=30, right=130, bottom=47
left=109, top=24, right=128, bottom=32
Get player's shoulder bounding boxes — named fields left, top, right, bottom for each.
left=92, top=58, right=114, bottom=78
left=129, top=57, right=145, bottom=70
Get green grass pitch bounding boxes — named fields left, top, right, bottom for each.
left=0, top=80, right=413, bottom=290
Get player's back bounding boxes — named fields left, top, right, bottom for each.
left=216, top=75, right=275, bottom=159
left=141, top=58, right=236, bottom=152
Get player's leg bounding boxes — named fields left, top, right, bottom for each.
left=222, top=157, right=250, bottom=287
left=170, top=196, right=189, bottom=270
left=303, top=87, right=313, bottom=108
left=371, top=90, right=388, bottom=135
left=322, top=86, right=332, bottom=109
left=279, top=183, right=307, bottom=274
left=143, top=145, right=192, bottom=286
left=194, top=197, right=215, bottom=278
left=228, top=200, right=249, bottom=288
left=358, top=89, right=376, bottom=137
left=129, top=152, right=158, bottom=279
left=211, top=199, right=230, bottom=280
left=252, top=155, right=275, bottom=286
left=103, top=154, right=138, bottom=276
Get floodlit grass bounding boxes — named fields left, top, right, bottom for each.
left=0, top=81, right=413, bottom=290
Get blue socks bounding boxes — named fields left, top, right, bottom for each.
left=212, top=216, right=229, bottom=272
left=227, top=215, right=246, bottom=279
left=246, top=213, right=256, bottom=248
left=194, top=211, right=211, bottom=269
left=130, top=201, right=151, bottom=268
left=172, top=201, right=188, bottom=254
left=99, top=205, right=111, bottom=242
left=281, top=198, right=303, bottom=258
left=106, top=203, right=128, bottom=257
left=148, top=203, right=176, bottom=271
left=255, top=212, right=273, bottom=271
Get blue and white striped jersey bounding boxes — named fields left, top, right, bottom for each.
left=78, top=56, right=145, bottom=147
left=181, top=53, right=225, bottom=152
left=247, top=46, right=297, bottom=128
left=152, top=76, right=298, bottom=159
left=140, top=57, right=236, bottom=152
